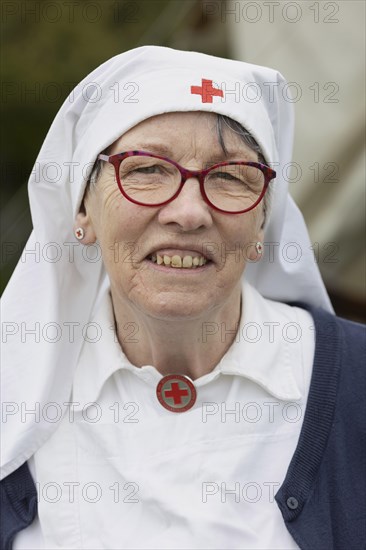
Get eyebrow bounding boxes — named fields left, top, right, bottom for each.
left=123, top=143, right=174, bottom=156
left=118, top=142, right=255, bottom=163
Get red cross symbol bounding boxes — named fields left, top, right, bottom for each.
left=164, top=382, right=188, bottom=405
left=190, top=79, right=224, bottom=103
left=156, top=374, right=197, bottom=413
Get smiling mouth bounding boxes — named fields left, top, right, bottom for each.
left=147, top=253, right=210, bottom=269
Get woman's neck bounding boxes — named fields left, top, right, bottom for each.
left=110, top=285, right=242, bottom=380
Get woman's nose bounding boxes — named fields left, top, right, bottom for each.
left=157, top=176, right=213, bottom=231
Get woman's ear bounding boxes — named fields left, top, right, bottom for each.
left=247, top=220, right=265, bottom=263
left=73, top=197, right=97, bottom=244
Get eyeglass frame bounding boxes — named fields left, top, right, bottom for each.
left=97, top=150, right=276, bottom=214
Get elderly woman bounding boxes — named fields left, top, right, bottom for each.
left=1, top=47, right=364, bottom=550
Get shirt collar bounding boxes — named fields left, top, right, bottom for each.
left=216, top=280, right=302, bottom=400
left=72, top=285, right=130, bottom=410
left=72, top=280, right=302, bottom=409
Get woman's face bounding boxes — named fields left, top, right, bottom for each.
left=78, top=112, right=264, bottom=321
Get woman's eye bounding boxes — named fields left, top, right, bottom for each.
left=135, top=165, right=160, bottom=174
left=217, top=172, right=235, bottom=180
left=212, top=172, right=241, bottom=182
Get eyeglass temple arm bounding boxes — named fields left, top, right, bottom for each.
left=98, top=154, right=110, bottom=161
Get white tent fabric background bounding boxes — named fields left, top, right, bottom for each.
left=227, top=0, right=365, bottom=302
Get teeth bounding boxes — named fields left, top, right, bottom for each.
left=182, top=256, right=192, bottom=268
left=149, top=253, right=207, bottom=268
left=171, top=255, right=182, bottom=268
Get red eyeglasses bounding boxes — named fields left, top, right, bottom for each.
left=98, top=150, right=276, bottom=214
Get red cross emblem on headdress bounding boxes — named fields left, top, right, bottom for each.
left=190, top=79, right=224, bottom=103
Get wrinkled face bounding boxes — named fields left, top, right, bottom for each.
left=78, top=112, right=264, bottom=321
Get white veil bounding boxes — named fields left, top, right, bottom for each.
left=1, top=46, right=332, bottom=479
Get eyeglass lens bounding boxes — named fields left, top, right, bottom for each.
left=118, top=155, right=265, bottom=212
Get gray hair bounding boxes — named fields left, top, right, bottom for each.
left=88, top=156, right=104, bottom=187
left=87, top=114, right=270, bottom=225
left=216, top=115, right=266, bottom=163
left=216, top=115, right=270, bottom=225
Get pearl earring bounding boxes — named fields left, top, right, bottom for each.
left=255, top=241, right=263, bottom=255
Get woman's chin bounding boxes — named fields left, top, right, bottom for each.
left=133, top=293, right=216, bottom=322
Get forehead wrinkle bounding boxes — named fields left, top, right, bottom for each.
left=118, top=142, right=174, bottom=156
left=114, top=140, right=256, bottom=167
left=112, top=113, right=256, bottom=165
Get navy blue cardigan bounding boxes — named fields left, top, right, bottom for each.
left=1, top=305, right=365, bottom=549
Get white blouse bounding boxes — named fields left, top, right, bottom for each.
left=14, top=281, right=315, bottom=549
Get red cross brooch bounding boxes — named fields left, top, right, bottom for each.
left=156, top=374, right=197, bottom=412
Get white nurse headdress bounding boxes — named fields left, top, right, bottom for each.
left=1, top=46, right=332, bottom=478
